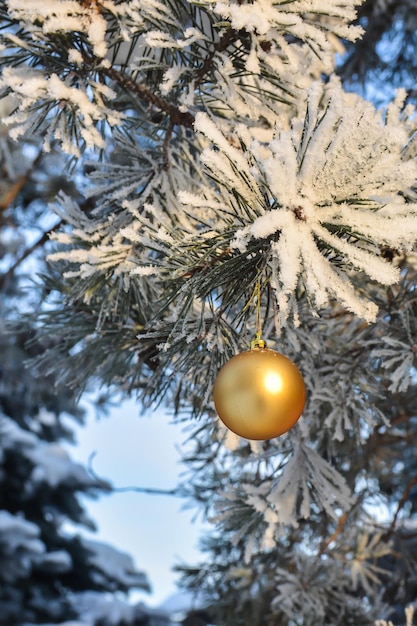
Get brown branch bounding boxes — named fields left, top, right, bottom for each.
left=318, top=512, right=348, bottom=556
left=102, top=65, right=195, bottom=128
left=0, top=219, right=62, bottom=288
left=383, top=474, right=417, bottom=540
left=181, top=247, right=232, bottom=279
left=0, top=151, right=43, bottom=216
left=194, top=28, right=237, bottom=88
left=0, top=178, right=28, bottom=213
left=367, top=411, right=414, bottom=453
left=102, top=28, right=237, bottom=132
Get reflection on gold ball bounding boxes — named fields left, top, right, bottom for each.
left=213, top=347, right=306, bottom=440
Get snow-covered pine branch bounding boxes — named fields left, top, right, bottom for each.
left=0, top=0, right=365, bottom=155
left=187, top=80, right=417, bottom=326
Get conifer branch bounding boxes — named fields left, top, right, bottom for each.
left=0, top=151, right=43, bottom=213
left=0, top=220, right=62, bottom=288
left=318, top=512, right=348, bottom=556
left=102, top=65, right=195, bottom=128
left=102, top=29, right=237, bottom=130
left=384, top=474, right=417, bottom=540
left=1, top=3, right=417, bottom=623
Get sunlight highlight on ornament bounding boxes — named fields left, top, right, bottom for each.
left=263, top=371, right=283, bottom=394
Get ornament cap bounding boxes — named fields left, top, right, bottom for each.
left=250, top=334, right=267, bottom=350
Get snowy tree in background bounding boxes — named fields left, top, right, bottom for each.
left=0, top=125, right=167, bottom=625
left=0, top=0, right=416, bottom=624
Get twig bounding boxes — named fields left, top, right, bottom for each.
left=102, top=28, right=237, bottom=131
left=112, top=484, right=179, bottom=496
left=194, top=28, right=236, bottom=88
left=0, top=150, right=44, bottom=214
left=102, top=65, right=195, bottom=128
left=384, top=474, right=417, bottom=540
left=318, top=512, right=348, bottom=556
left=181, top=247, right=232, bottom=278
left=87, top=451, right=180, bottom=497
left=0, top=177, right=29, bottom=213
left=0, top=219, right=62, bottom=288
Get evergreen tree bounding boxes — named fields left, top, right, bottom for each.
left=0, top=1, right=416, bottom=624
left=0, top=108, right=159, bottom=625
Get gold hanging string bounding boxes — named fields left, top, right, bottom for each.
left=255, top=278, right=262, bottom=341
left=251, top=278, right=267, bottom=349
left=241, top=278, right=267, bottom=348
left=241, top=280, right=259, bottom=317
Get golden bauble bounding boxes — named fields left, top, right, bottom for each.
left=213, top=347, right=306, bottom=440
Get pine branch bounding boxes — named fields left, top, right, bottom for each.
left=384, top=474, right=417, bottom=540
left=0, top=219, right=62, bottom=288
left=318, top=511, right=348, bottom=556
left=102, top=28, right=237, bottom=130
left=102, top=65, right=195, bottom=128
left=0, top=177, right=29, bottom=213
left=0, top=151, right=43, bottom=214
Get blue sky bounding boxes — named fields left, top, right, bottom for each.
left=66, top=397, right=207, bottom=607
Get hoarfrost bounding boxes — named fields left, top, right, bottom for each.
left=214, top=0, right=364, bottom=73
left=372, top=337, right=416, bottom=393
left=0, top=67, right=122, bottom=153
left=266, top=442, right=353, bottom=528
left=195, top=80, right=417, bottom=324
left=6, top=0, right=108, bottom=58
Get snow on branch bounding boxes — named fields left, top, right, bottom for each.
left=80, top=538, right=150, bottom=590
left=192, top=80, right=417, bottom=325
left=0, top=0, right=366, bottom=156
left=0, top=0, right=147, bottom=154
left=213, top=439, right=354, bottom=557
left=0, top=67, right=122, bottom=155
left=0, top=414, right=109, bottom=502
left=5, top=0, right=145, bottom=59
left=0, top=510, right=45, bottom=581
left=215, top=0, right=364, bottom=51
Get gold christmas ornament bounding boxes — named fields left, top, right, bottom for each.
left=213, top=336, right=306, bottom=440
